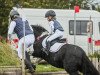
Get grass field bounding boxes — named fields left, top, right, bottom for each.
left=36, top=64, right=64, bottom=72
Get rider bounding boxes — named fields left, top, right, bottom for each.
left=45, top=10, right=64, bottom=55
left=8, top=9, right=35, bottom=73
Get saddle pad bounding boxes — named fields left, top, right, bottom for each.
left=42, top=36, right=66, bottom=53
left=50, top=43, right=66, bottom=53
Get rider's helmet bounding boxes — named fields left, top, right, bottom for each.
left=10, top=10, right=19, bottom=20
left=45, top=10, right=56, bottom=18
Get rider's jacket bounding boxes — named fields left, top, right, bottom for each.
left=14, top=17, right=33, bottom=39
left=49, top=20, right=64, bottom=34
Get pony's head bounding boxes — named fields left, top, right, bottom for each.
left=31, top=25, right=48, bottom=38
left=31, top=25, right=48, bottom=57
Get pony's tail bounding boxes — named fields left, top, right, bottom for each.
left=82, top=53, right=100, bottom=75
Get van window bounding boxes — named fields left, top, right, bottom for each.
left=69, top=20, right=92, bottom=35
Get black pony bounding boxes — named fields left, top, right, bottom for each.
left=31, top=25, right=99, bottom=75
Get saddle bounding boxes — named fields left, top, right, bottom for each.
left=42, top=36, right=67, bottom=55
left=48, top=38, right=67, bottom=47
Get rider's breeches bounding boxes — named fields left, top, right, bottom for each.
left=47, top=29, right=63, bottom=42
left=17, top=34, right=35, bottom=59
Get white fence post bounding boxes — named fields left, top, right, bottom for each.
left=87, top=16, right=93, bottom=55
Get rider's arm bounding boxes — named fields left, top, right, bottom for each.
left=8, top=21, right=16, bottom=40
left=49, top=21, right=54, bottom=34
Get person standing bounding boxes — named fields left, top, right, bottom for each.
left=8, top=9, right=35, bottom=74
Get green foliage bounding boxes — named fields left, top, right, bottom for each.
left=22, top=0, right=69, bottom=9
left=0, top=42, right=20, bottom=66
left=89, top=51, right=100, bottom=58
left=0, top=0, right=13, bottom=37
left=96, top=6, right=100, bottom=12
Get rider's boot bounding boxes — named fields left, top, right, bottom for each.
left=25, top=51, right=35, bottom=74
left=45, top=41, right=50, bottom=55
left=25, top=59, right=34, bottom=74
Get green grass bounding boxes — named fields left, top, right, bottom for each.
left=0, top=42, right=20, bottom=66
left=36, top=64, right=64, bottom=72
left=0, top=42, right=63, bottom=72
left=89, top=51, right=100, bottom=58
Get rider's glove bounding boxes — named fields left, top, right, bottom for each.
left=8, top=34, right=12, bottom=41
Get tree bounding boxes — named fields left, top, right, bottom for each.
left=0, top=0, right=21, bottom=37
left=0, top=0, right=12, bottom=37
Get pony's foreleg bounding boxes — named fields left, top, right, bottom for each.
left=69, top=72, right=80, bottom=75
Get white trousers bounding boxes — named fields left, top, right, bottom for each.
left=17, top=34, right=35, bottom=59
left=47, top=29, right=63, bottom=42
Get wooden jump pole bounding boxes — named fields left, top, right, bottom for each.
left=21, top=7, right=26, bottom=75
left=15, top=5, right=26, bottom=75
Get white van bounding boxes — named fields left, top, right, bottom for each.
left=16, top=8, right=100, bottom=53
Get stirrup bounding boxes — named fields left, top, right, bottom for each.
left=46, top=41, right=50, bottom=50
left=42, top=48, right=49, bottom=55
left=45, top=50, right=49, bottom=55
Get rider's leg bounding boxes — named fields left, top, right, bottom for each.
left=24, top=34, right=35, bottom=72
left=25, top=52, right=35, bottom=73
left=47, top=30, right=63, bottom=51
left=17, top=34, right=35, bottom=59
left=47, top=29, right=63, bottom=43
left=17, top=39, right=34, bottom=73
left=17, top=38, right=23, bottom=59
left=25, top=51, right=36, bottom=73
left=17, top=34, right=35, bottom=73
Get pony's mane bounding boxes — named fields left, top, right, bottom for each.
left=31, top=25, right=47, bottom=32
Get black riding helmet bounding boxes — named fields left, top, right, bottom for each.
left=45, top=10, right=56, bottom=18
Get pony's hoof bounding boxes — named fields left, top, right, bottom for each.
left=32, top=64, right=36, bottom=70
left=28, top=70, right=35, bottom=75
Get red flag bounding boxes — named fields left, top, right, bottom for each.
left=74, top=6, right=79, bottom=13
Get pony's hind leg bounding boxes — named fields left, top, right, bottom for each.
left=63, top=60, right=80, bottom=75
left=64, top=65, right=80, bottom=75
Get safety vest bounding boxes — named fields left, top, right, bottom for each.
left=14, top=17, right=33, bottom=39
left=53, top=20, right=64, bottom=32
